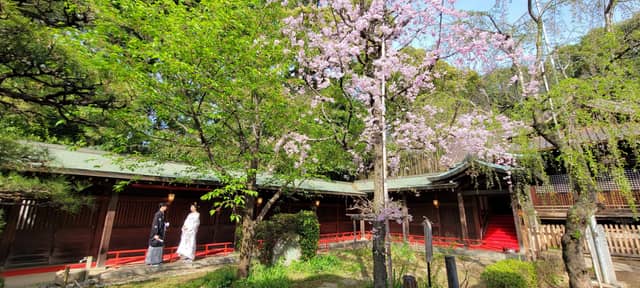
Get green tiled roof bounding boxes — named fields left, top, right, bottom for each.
left=354, top=174, right=438, bottom=193
left=28, top=142, right=510, bottom=196
left=428, top=156, right=512, bottom=183
left=32, top=142, right=220, bottom=182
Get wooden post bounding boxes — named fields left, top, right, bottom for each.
left=352, top=219, right=357, bottom=247
left=445, top=255, right=460, bottom=288
left=360, top=219, right=366, bottom=240
left=96, top=193, right=119, bottom=267
left=435, top=191, right=441, bottom=237
left=471, top=197, right=481, bottom=240
left=336, top=204, right=340, bottom=234
left=457, top=192, right=469, bottom=245
left=0, top=204, right=21, bottom=266
left=402, top=192, right=409, bottom=242
left=402, top=275, right=417, bottom=288
left=212, top=209, right=221, bottom=243
left=509, top=185, right=525, bottom=253
left=89, top=196, right=110, bottom=258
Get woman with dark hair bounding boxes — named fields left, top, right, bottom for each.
left=176, top=202, right=200, bottom=262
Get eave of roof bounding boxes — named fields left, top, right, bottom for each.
left=23, top=142, right=511, bottom=196
left=428, top=156, right=511, bottom=183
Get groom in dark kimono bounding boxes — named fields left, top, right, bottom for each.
left=145, top=202, right=169, bottom=266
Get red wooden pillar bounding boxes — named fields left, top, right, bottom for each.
left=457, top=191, right=469, bottom=246
left=96, top=193, right=119, bottom=267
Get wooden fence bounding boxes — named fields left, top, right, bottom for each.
left=532, top=224, right=640, bottom=257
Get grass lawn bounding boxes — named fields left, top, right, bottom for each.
left=112, top=247, right=581, bottom=288
left=114, top=243, right=492, bottom=288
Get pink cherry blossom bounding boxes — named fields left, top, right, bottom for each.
left=283, top=0, right=524, bottom=171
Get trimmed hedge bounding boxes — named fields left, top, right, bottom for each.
left=481, top=259, right=537, bottom=288
left=250, top=210, right=319, bottom=265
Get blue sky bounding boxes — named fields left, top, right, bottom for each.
left=455, top=0, right=528, bottom=23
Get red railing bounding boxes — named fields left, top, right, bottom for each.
left=106, top=242, right=233, bottom=267
left=317, top=231, right=517, bottom=253
left=100, top=232, right=518, bottom=268
left=3, top=232, right=515, bottom=277
left=388, top=233, right=518, bottom=252
left=318, top=231, right=372, bottom=250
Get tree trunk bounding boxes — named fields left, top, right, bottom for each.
left=237, top=140, right=260, bottom=278
left=561, top=197, right=594, bottom=288
left=372, top=219, right=388, bottom=288
left=604, top=0, right=617, bottom=33
left=372, top=109, right=388, bottom=287
left=237, top=214, right=255, bottom=278
left=237, top=182, right=256, bottom=278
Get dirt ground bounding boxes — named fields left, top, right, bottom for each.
left=15, top=247, right=639, bottom=288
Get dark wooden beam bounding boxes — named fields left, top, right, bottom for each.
left=402, top=192, right=409, bottom=242
left=472, top=197, right=481, bottom=240
left=460, top=189, right=508, bottom=196
left=89, top=196, right=111, bottom=261
left=510, top=189, right=525, bottom=252
left=0, top=205, right=21, bottom=267
left=130, top=183, right=214, bottom=191
left=457, top=192, right=469, bottom=245
left=96, top=193, right=119, bottom=267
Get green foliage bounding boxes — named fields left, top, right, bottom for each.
left=0, top=173, right=91, bottom=212
left=504, top=14, right=640, bottom=226
left=253, top=211, right=319, bottom=264
left=178, top=266, right=237, bottom=288
left=0, top=135, right=91, bottom=215
left=0, top=134, right=47, bottom=167
left=481, top=259, right=537, bottom=288
left=296, top=211, right=320, bottom=260
left=0, top=0, right=128, bottom=145
left=201, top=175, right=257, bottom=223
left=178, top=254, right=365, bottom=288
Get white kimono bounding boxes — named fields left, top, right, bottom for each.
left=176, top=212, right=200, bottom=260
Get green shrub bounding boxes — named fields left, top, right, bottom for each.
left=481, top=259, right=537, bottom=288
left=253, top=210, right=319, bottom=265
left=296, top=211, right=320, bottom=260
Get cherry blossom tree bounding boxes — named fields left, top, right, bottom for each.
left=283, top=1, right=521, bottom=286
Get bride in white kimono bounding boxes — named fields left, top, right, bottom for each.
left=177, top=202, right=200, bottom=262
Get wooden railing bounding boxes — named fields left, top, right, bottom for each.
left=531, top=187, right=640, bottom=211
left=532, top=224, right=640, bottom=257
